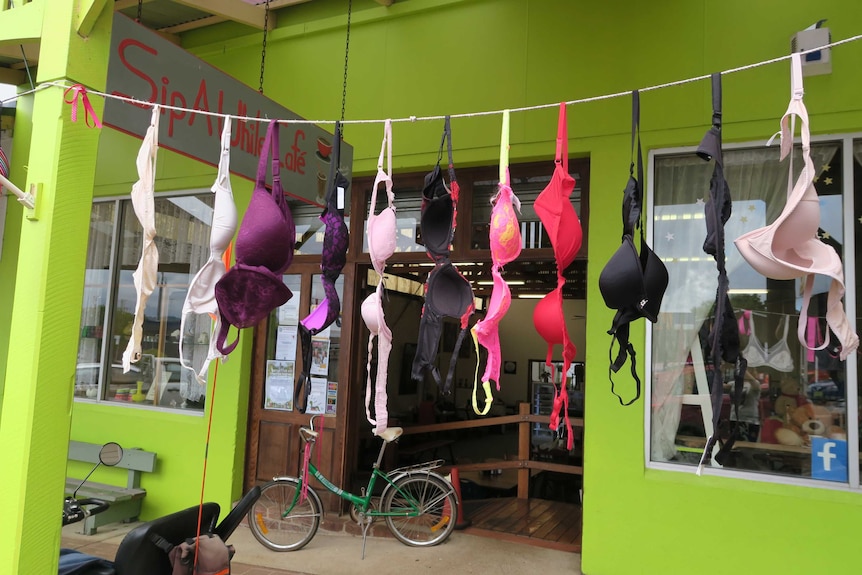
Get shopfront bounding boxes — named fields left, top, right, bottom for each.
left=4, top=2, right=862, bottom=575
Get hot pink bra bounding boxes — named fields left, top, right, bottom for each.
left=471, top=110, right=522, bottom=415
left=361, top=120, right=396, bottom=434
left=734, top=53, right=859, bottom=360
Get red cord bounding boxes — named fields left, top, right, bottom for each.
left=193, top=357, right=220, bottom=573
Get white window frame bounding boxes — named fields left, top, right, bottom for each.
left=644, top=133, right=860, bottom=490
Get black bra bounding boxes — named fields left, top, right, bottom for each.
left=411, top=118, right=475, bottom=394
left=598, top=90, right=669, bottom=406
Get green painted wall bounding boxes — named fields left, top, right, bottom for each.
left=183, top=1, right=862, bottom=574
left=2, top=0, right=861, bottom=572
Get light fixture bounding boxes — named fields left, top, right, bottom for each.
left=517, top=294, right=545, bottom=299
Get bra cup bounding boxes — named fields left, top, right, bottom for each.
left=533, top=288, right=564, bottom=344
left=235, top=189, right=294, bottom=274
left=361, top=291, right=380, bottom=334
left=599, top=236, right=644, bottom=309
left=427, top=265, right=473, bottom=318
left=184, top=258, right=227, bottom=315
left=639, top=247, right=669, bottom=322
left=421, top=193, right=454, bottom=257
left=368, top=208, right=397, bottom=270
left=534, top=167, right=581, bottom=269
left=489, top=193, right=521, bottom=265
left=210, top=188, right=238, bottom=255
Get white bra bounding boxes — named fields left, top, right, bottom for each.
left=742, top=315, right=794, bottom=373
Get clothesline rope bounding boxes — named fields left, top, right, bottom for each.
left=1, top=33, right=860, bottom=126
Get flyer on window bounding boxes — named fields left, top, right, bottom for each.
left=326, top=381, right=338, bottom=415
left=306, top=376, right=327, bottom=415
left=264, top=360, right=294, bottom=411
left=278, top=296, right=300, bottom=326
left=274, top=325, right=297, bottom=361
left=310, top=337, right=330, bottom=376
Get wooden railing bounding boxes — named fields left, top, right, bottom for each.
left=400, top=402, right=583, bottom=499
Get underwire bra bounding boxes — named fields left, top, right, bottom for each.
left=122, top=106, right=160, bottom=374
left=411, top=117, right=475, bottom=395
left=734, top=53, right=859, bottom=360
left=362, top=120, right=396, bottom=434
left=296, top=122, right=350, bottom=413
left=472, top=109, right=522, bottom=415
left=741, top=315, right=794, bottom=373
left=179, top=119, right=238, bottom=392
left=532, top=103, right=582, bottom=446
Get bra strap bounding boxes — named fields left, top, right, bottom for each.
left=470, top=328, right=493, bottom=416
left=499, top=110, right=510, bottom=185
left=555, top=102, right=568, bottom=172
left=369, top=120, right=393, bottom=218
left=323, top=121, right=342, bottom=209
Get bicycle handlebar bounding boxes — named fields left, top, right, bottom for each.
left=62, top=496, right=110, bottom=526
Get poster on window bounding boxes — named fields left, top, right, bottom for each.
left=278, top=296, right=300, bottom=326
left=306, top=376, right=328, bottom=415
left=264, top=360, right=294, bottom=411
left=275, top=326, right=297, bottom=361
left=310, top=337, right=330, bottom=376
left=326, top=381, right=338, bottom=415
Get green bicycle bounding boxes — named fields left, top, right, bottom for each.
left=248, top=417, right=458, bottom=553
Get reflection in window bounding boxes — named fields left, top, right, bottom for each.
left=75, top=192, right=215, bottom=412
left=650, top=142, right=850, bottom=482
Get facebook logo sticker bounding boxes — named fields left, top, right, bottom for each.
left=811, top=437, right=848, bottom=482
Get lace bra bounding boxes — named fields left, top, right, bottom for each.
left=741, top=315, right=794, bottom=373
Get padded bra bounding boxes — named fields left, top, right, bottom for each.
left=472, top=109, right=522, bottom=415
left=742, top=315, right=794, bottom=372
left=122, top=106, right=160, bottom=374
left=296, top=122, right=350, bottom=413
left=214, top=120, right=295, bottom=355
left=362, top=120, right=396, bottom=434
left=411, top=117, right=475, bottom=394
left=598, top=91, right=669, bottom=405
left=734, top=53, right=859, bottom=360
left=532, top=103, right=581, bottom=446
left=179, top=119, right=238, bottom=391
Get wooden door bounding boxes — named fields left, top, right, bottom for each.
left=244, top=262, right=354, bottom=510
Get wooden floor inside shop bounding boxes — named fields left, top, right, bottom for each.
left=461, top=497, right=582, bottom=553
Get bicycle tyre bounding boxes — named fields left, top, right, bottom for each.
left=248, top=478, right=322, bottom=551
left=382, top=473, right=458, bottom=547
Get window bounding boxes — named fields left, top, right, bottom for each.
left=649, top=138, right=860, bottom=486
left=75, top=191, right=217, bottom=412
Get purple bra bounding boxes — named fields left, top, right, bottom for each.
left=215, top=120, right=295, bottom=355
left=295, top=122, right=350, bottom=413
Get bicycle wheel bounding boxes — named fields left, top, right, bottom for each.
left=248, top=478, right=322, bottom=551
left=382, top=473, right=458, bottom=547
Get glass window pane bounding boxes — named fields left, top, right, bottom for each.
left=650, top=142, right=848, bottom=481
left=470, top=165, right=585, bottom=251
left=78, top=192, right=215, bottom=411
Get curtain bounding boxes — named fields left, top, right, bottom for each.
left=650, top=142, right=840, bottom=462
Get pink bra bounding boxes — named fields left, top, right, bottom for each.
left=471, top=110, right=522, bottom=415
left=734, top=54, right=859, bottom=360
left=179, top=120, right=238, bottom=394
left=361, top=120, right=396, bottom=434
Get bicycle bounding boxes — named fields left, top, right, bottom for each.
left=247, top=416, right=458, bottom=556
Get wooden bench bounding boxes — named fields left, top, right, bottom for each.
left=66, top=441, right=157, bottom=535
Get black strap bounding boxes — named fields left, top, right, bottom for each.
left=607, top=318, right=641, bottom=406
left=149, top=533, right=174, bottom=554
left=436, top=116, right=455, bottom=184
left=622, top=91, right=644, bottom=238
left=294, top=325, right=313, bottom=414
left=324, top=121, right=342, bottom=210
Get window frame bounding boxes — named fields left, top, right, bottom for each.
left=75, top=189, right=219, bottom=415
left=645, top=133, right=860, bottom=490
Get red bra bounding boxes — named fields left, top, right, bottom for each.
left=532, top=103, right=582, bottom=449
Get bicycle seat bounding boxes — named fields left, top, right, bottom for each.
left=377, top=427, right=403, bottom=443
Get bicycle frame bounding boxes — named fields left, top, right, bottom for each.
left=282, top=434, right=446, bottom=520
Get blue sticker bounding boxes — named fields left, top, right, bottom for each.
left=811, top=437, right=848, bottom=482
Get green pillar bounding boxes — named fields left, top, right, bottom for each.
left=0, top=0, right=112, bottom=572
